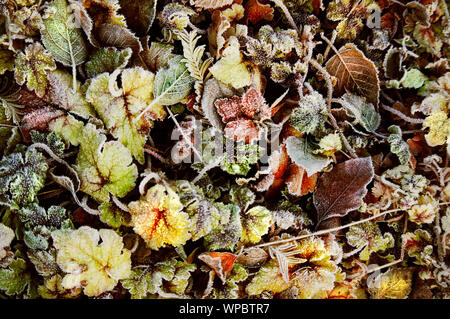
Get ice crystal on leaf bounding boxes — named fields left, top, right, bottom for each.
left=128, top=184, right=191, bottom=250
left=51, top=226, right=131, bottom=297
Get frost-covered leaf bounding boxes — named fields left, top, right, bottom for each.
left=14, top=43, right=56, bottom=98
left=346, top=222, right=394, bottom=261
left=313, top=157, right=374, bottom=225
left=198, top=252, right=237, bottom=284
left=48, top=114, right=84, bottom=147
left=122, top=258, right=196, bottom=298
left=289, top=89, right=327, bottom=135
left=326, top=43, right=379, bottom=106
left=41, top=0, right=88, bottom=67
left=387, top=125, right=412, bottom=165
left=204, top=204, right=242, bottom=251
left=99, top=202, right=130, bottom=228
left=190, top=0, right=233, bottom=9
left=337, top=93, right=380, bottom=133
left=0, top=223, right=14, bottom=260
left=246, top=259, right=290, bottom=295
left=285, top=136, right=332, bottom=177
left=119, top=0, right=157, bottom=36
left=423, top=111, right=450, bottom=148
left=241, top=206, right=271, bottom=244
left=220, top=142, right=260, bottom=176
left=138, top=41, right=174, bottom=73
left=0, top=48, right=14, bottom=75
left=27, top=249, right=59, bottom=277
left=30, top=131, right=65, bottom=157
left=86, top=67, right=162, bottom=163
left=38, top=274, right=81, bottom=299
left=95, top=23, right=142, bottom=55
left=128, top=184, right=191, bottom=250
left=403, top=229, right=433, bottom=265
left=153, top=55, right=194, bottom=105
left=45, top=69, right=95, bottom=119
left=0, top=146, right=48, bottom=210
left=85, top=47, right=132, bottom=78
left=212, top=263, right=248, bottom=299
left=51, top=226, right=132, bottom=297
left=368, top=268, right=414, bottom=299
left=74, top=123, right=138, bottom=203
left=210, top=37, right=252, bottom=89
left=0, top=257, right=31, bottom=296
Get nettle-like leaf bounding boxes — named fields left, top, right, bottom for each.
left=153, top=55, right=194, bottom=105
left=74, top=123, right=138, bottom=203
left=285, top=136, right=332, bottom=177
left=313, top=157, right=374, bottom=225
left=45, top=69, right=95, bottom=119
left=210, top=37, right=252, bottom=89
left=128, top=184, right=191, bottom=250
left=0, top=257, right=32, bottom=296
left=368, top=268, right=414, bottom=299
left=290, top=89, right=328, bottom=135
left=122, top=258, right=196, bottom=298
left=0, top=146, right=48, bottom=210
left=387, top=125, right=412, bottom=165
left=337, top=93, right=380, bottom=134
left=85, top=47, right=132, bottom=78
left=30, top=131, right=65, bottom=157
left=14, top=43, right=56, bottom=98
left=41, top=0, right=88, bottom=67
left=326, top=43, right=379, bottom=107
left=51, top=226, right=132, bottom=297
left=204, top=204, right=242, bottom=251
left=119, top=0, right=157, bottom=36
left=240, top=206, right=272, bottom=244
left=346, top=222, right=394, bottom=261
left=212, top=263, right=248, bottom=299
left=19, top=203, right=73, bottom=250
left=86, top=67, right=163, bottom=163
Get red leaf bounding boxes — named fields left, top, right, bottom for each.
left=198, top=252, right=237, bottom=284
left=313, top=157, right=374, bottom=225
left=244, top=0, right=274, bottom=24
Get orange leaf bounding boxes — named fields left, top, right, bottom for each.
left=286, top=164, right=318, bottom=196
left=198, top=252, right=237, bottom=284
left=244, top=0, right=274, bottom=24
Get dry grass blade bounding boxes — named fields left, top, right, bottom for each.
left=325, top=43, right=379, bottom=107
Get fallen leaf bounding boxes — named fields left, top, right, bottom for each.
left=198, top=252, right=237, bottom=284
left=326, top=43, right=379, bottom=106
left=313, top=157, right=374, bottom=225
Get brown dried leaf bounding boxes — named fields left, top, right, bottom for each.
left=313, top=157, right=374, bottom=225
left=95, top=23, right=142, bottom=55
left=244, top=0, right=274, bottom=24
left=325, top=43, right=379, bottom=106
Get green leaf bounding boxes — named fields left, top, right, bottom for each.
left=99, top=202, right=129, bottom=228
left=337, top=93, right=380, bottom=133
left=241, top=206, right=272, bottom=244
left=48, top=114, right=84, bottom=147
left=204, top=204, right=242, bottom=251
left=122, top=258, right=196, bottom=298
left=41, top=0, right=88, bottom=67
left=0, top=48, right=14, bottom=75
left=399, top=68, right=427, bottom=89
left=0, top=257, right=31, bottom=296
left=153, top=55, right=194, bottom=105
left=212, top=263, right=248, bottom=299
left=74, top=123, right=138, bottom=203
left=14, top=43, right=56, bottom=98
left=86, top=67, right=164, bottom=163
left=220, top=143, right=260, bottom=176
left=30, top=131, right=65, bottom=157
left=285, top=136, right=332, bottom=177
left=346, top=221, right=394, bottom=261
left=387, top=125, right=411, bottom=165
left=0, top=146, right=48, bottom=210
left=289, top=89, right=328, bottom=135
left=85, top=47, right=132, bottom=78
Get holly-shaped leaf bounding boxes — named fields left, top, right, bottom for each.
left=313, top=157, right=374, bottom=225
left=51, top=226, right=132, bottom=297
left=14, top=43, right=56, bottom=98
left=74, top=123, right=138, bottom=203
